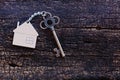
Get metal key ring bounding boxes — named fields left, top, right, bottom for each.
left=43, top=12, right=52, bottom=20
left=41, top=11, right=47, bottom=17
left=40, top=21, right=47, bottom=29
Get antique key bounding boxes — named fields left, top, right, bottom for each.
left=12, top=11, right=65, bottom=57
left=40, top=16, right=65, bottom=57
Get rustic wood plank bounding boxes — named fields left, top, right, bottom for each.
left=0, top=0, right=120, bottom=80
left=0, top=29, right=120, bottom=79
left=0, top=0, right=120, bottom=29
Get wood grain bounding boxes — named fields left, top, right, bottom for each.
left=0, top=0, right=120, bottom=80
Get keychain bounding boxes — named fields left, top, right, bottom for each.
left=13, top=21, right=38, bottom=48
left=13, top=11, right=48, bottom=48
left=12, top=11, right=65, bottom=57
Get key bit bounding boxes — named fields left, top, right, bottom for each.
left=53, top=48, right=60, bottom=57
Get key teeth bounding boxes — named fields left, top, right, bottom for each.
left=56, top=53, right=60, bottom=57
left=53, top=48, right=65, bottom=57
left=53, top=48, right=60, bottom=57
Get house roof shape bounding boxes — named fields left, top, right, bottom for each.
left=13, top=22, right=39, bottom=36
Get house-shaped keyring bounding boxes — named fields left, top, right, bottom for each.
left=13, top=21, right=39, bottom=48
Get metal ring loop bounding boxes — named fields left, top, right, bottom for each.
left=41, top=11, right=47, bottom=17
left=43, top=12, right=52, bottom=20
left=40, top=21, right=47, bottom=29
left=53, top=16, right=60, bottom=24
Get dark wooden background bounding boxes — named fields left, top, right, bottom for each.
left=0, top=0, right=120, bottom=80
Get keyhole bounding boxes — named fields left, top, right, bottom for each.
left=47, top=20, right=53, bottom=25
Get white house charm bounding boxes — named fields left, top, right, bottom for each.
left=12, top=21, right=39, bottom=48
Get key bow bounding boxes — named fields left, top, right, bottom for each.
left=40, top=16, right=60, bottom=30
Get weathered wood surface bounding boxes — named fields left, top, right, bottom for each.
left=0, top=0, right=120, bottom=80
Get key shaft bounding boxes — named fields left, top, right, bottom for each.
left=52, top=30, right=65, bottom=57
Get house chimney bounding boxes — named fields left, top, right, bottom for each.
left=17, top=21, right=20, bottom=27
